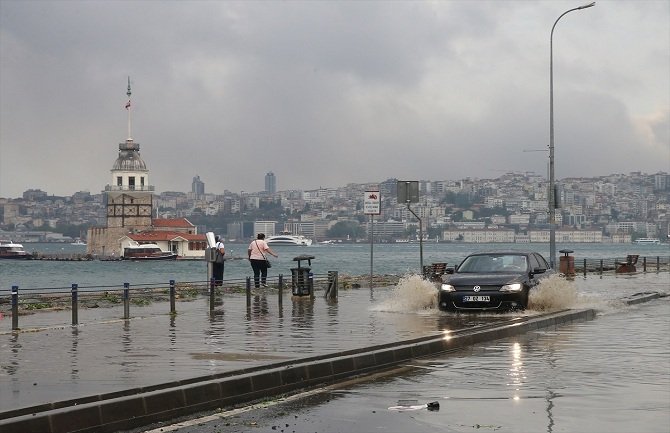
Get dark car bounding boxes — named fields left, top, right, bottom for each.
left=438, top=251, right=554, bottom=312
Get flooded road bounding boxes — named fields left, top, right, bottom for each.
left=141, top=278, right=669, bottom=433
left=2, top=272, right=669, bottom=432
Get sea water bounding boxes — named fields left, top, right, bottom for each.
left=1, top=241, right=668, bottom=292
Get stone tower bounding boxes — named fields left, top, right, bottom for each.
left=87, top=78, right=153, bottom=256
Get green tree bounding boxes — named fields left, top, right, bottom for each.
left=326, top=221, right=366, bottom=239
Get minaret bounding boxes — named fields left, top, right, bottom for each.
left=105, top=78, right=153, bottom=228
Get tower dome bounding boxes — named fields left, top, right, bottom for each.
left=112, top=139, right=148, bottom=172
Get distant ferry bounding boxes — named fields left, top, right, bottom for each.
left=634, top=238, right=661, bottom=245
left=0, top=241, right=32, bottom=259
left=122, top=243, right=177, bottom=260
left=266, top=232, right=313, bottom=246
left=71, top=239, right=87, bottom=246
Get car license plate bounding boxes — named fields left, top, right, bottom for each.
left=463, top=295, right=490, bottom=302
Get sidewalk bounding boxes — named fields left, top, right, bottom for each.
left=0, top=286, right=598, bottom=433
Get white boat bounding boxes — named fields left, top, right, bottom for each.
left=71, top=239, right=87, bottom=246
left=0, top=241, right=32, bottom=259
left=266, top=232, right=313, bottom=246
left=634, top=238, right=661, bottom=245
left=122, top=243, right=177, bottom=260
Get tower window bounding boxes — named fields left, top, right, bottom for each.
left=129, top=177, right=136, bottom=190
left=117, top=176, right=122, bottom=187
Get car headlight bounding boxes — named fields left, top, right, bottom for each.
left=500, top=283, right=522, bottom=292
left=440, top=283, right=455, bottom=292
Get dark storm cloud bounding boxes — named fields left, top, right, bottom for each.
left=1, top=0, right=668, bottom=198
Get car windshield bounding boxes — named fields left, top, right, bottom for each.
left=457, top=254, right=528, bottom=273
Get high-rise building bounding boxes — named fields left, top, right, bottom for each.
left=265, top=172, right=276, bottom=194
left=192, top=175, right=205, bottom=196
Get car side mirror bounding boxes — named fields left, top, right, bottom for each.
left=446, top=267, right=455, bottom=274
left=532, top=267, right=546, bottom=275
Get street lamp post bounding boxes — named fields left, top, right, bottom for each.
left=549, top=1, right=595, bottom=269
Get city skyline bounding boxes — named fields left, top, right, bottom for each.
left=1, top=1, right=668, bottom=198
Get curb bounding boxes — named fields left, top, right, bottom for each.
left=0, top=308, right=596, bottom=433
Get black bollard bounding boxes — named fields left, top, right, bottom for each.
left=11, top=285, right=18, bottom=331
left=278, top=274, right=283, bottom=307
left=123, top=282, right=130, bottom=320
left=643, top=256, right=647, bottom=272
left=71, top=283, right=78, bottom=326
left=246, top=277, right=251, bottom=310
left=583, top=258, right=587, bottom=277
left=169, top=279, right=176, bottom=315
left=308, top=271, right=314, bottom=299
left=209, top=277, right=215, bottom=312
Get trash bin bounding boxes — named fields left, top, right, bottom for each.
left=559, top=249, right=574, bottom=275
left=291, top=255, right=315, bottom=296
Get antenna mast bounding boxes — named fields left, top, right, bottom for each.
left=125, top=77, right=132, bottom=140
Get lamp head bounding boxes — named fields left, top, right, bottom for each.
left=578, top=2, right=596, bottom=9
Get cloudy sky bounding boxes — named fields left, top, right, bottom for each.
left=1, top=0, right=668, bottom=198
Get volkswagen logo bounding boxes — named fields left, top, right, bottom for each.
left=473, top=285, right=481, bottom=292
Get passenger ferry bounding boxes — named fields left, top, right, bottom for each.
left=0, top=241, right=32, bottom=259
left=634, top=238, right=661, bottom=245
left=266, top=232, right=313, bottom=246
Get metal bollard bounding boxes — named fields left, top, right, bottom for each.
left=326, top=271, right=338, bottom=300
left=643, top=256, right=647, bottom=272
left=209, top=277, right=216, bottom=311
left=123, top=282, right=130, bottom=320
left=11, top=285, right=18, bottom=331
left=599, top=259, right=603, bottom=275
left=71, top=284, right=78, bottom=326
left=169, top=279, right=176, bottom=315
left=583, top=258, right=587, bottom=277
left=278, top=274, right=283, bottom=306
left=657, top=256, right=660, bottom=272
left=308, top=271, right=314, bottom=299
left=246, top=277, right=251, bottom=309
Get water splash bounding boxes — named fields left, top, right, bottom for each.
left=528, top=274, right=578, bottom=311
left=372, top=274, right=437, bottom=312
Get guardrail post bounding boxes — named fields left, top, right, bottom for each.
left=11, top=285, right=19, bottom=331
left=169, top=279, right=176, bottom=315
left=308, top=271, right=314, bottom=299
left=326, top=271, right=338, bottom=301
left=278, top=274, right=283, bottom=307
left=246, top=277, right=251, bottom=310
left=123, top=282, right=130, bottom=319
left=71, top=283, right=79, bottom=326
left=209, top=277, right=216, bottom=312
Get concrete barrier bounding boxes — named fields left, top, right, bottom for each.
left=0, top=308, right=596, bottom=433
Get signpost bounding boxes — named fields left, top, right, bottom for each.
left=364, top=189, right=381, bottom=288
left=397, top=181, right=423, bottom=274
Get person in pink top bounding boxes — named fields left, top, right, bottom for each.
left=247, top=233, right=278, bottom=288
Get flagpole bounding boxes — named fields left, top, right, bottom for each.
left=126, top=77, right=132, bottom=140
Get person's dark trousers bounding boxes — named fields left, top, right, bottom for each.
left=213, top=262, right=224, bottom=286
left=250, top=259, right=268, bottom=288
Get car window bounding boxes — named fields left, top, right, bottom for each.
left=458, top=254, right=527, bottom=273
left=529, top=254, right=543, bottom=270
left=532, top=253, right=549, bottom=270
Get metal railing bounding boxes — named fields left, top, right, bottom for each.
left=1, top=272, right=340, bottom=331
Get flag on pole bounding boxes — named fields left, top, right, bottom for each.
left=125, top=100, right=131, bottom=110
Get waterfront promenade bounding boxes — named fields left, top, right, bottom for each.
left=1, top=272, right=668, bottom=433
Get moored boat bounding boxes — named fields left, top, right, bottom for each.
left=634, top=238, right=661, bottom=245
left=0, top=241, right=32, bottom=259
left=122, top=243, right=177, bottom=260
